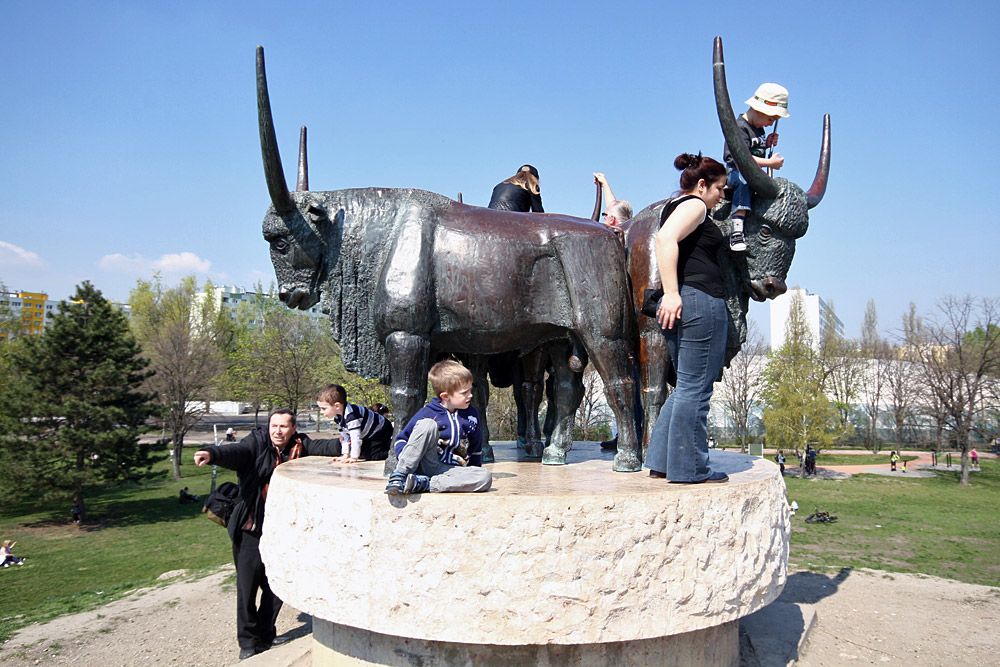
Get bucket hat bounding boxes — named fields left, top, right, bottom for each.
left=745, top=83, right=790, bottom=118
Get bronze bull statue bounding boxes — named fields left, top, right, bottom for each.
left=254, top=47, right=641, bottom=472
left=624, top=36, right=831, bottom=453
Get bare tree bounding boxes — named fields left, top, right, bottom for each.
left=575, top=367, right=611, bottom=441
left=858, top=300, right=890, bottom=453
left=129, top=277, right=230, bottom=479
left=718, top=320, right=767, bottom=453
left=817, top=301, right=862, bottom=434
left=884, top=338, right=920, bottom=447
left=905, top=296, right=1000, bottom=485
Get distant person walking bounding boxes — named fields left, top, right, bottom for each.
left=890, top=450, right=900, bottom=472
left=970, top=448, right=979, bottom=470
left=776, top=450, right=786, bottom=475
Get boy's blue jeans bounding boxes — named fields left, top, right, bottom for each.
left=395, top=419, right=492, bottom=492
left=644, top=286, right=729, bottom=482
left=727, top=169, right=752, bottom=215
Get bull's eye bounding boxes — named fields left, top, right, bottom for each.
left=272, top=238, right=290, bottom=253
left=759, top=225, right=773, bottom=242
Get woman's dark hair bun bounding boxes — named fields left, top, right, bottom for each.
left=673, top=152, right=702, bottom=171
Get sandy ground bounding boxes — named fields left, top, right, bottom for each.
left=2, top=565, right=998, bottom=667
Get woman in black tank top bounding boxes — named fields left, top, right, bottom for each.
left=644, top=153, right=731, bottom=484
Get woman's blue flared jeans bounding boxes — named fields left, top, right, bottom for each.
left=645, top=285, right=728, bottom=482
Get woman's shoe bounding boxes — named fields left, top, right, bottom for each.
left=670, top=471, right=729, bottom=484
left=648, top=469, right=666, bottom=479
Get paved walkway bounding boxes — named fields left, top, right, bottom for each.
left=768, top=449, right=989, bottom=479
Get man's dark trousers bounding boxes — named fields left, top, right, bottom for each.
left=233, top=530, right=282, bottom=649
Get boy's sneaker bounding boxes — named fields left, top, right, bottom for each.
left=730, top=218, right=747, bottom=252
left=385, top=471, right=408, bottom=495
left=404, top=474, right=431, bottom=494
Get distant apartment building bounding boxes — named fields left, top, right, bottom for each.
left=194, top=285, right=326, bottom=327
left=769, top=287, right=844, bottom=351
left=0, top=290, right=56, bottom=337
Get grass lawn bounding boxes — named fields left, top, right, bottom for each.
left=785, top=459, right=1000, bottom=586
left=0, top=449, right=236, bottom=642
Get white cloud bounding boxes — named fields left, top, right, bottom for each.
left=0, top=241, right=45, bottom=267
left=98, top=251, right=212, bottom=275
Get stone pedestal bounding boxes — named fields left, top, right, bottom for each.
left=260, top=443, right=789, bottom=667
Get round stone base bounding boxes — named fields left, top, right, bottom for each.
left=311, top=618, right=738, bottom=667
left=261, top=442, right=788, bottom=660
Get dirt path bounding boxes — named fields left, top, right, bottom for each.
left=0, top=566, right=309, bottom=667
left=2, top=565, right=997, bottom=666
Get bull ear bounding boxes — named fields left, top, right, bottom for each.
left=713, top=37, right=779, bottom=200
left=806, top=114, right=831, bottom=209
left=297, top=126, right=309, bottom=192
left=257, top=46, right=294, bottom=213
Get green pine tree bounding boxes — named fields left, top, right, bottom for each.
left=0, top=282, right=162, bottom=519
left=762, top=291, right=841, bottom=472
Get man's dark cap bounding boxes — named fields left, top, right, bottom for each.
left=518, top=164, right=539, bottom=179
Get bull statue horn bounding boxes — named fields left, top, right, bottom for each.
left=712, top=37, right=779, bottom=201
left=591, top=179, right=603, bottom=222
left=256, top=46, right=294, bottom=213
left=806, top=114, right=831, bottom=209
left=297, top=125, right=309, bottom=192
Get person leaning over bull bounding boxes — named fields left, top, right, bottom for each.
left=644, top=153, right=731, bottom=484
left=593, top=171, right=633, bottom=233
left=193, top=409, right=341, bottom=660
left=487, top=164, right=544, bottom=212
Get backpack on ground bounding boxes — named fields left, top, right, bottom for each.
left=202, top=482, right=240, bottom=527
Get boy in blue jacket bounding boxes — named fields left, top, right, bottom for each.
left=385, top=360, right=493, bottom=495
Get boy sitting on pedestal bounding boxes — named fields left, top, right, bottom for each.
left=385, top=360, right=493, bottom=495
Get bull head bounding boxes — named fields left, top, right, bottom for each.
left=713, top=36, right=831, bottom=302
left=257, top=46, right=340, bottom=310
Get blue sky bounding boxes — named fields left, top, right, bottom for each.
left=1, top=1, right=997, bottom=341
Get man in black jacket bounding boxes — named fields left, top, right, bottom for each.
left=194, top=409, right=340, bottom=660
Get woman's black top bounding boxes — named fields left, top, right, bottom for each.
left=487, top=182, right=544, bottom=212
left=662, top=194, right=725, bottom=299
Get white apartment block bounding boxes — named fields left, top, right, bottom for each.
left=195, top=285, right=326, bottom=327
left=769, top=287, right=844, bottom=351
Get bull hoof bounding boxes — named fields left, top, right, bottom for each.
left=524, top=440, right=544, bottom=458
left=613, top=451, right=642, bottom=472
left=482, top=442, right=496, bottom=464
left=541, top=446, right=566, bottom=465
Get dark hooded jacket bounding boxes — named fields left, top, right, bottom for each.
left=202, top=427, right=340, bottom=539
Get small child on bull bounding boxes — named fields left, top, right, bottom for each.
left=385, top=360, right=492, bottom=495
left=723, top=82, right=790, bottom=252
left=317, top=384, right=393, bottom=462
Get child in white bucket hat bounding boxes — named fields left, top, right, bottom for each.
left=722, top=82, right=789, bottom=251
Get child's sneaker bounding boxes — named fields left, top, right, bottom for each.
left=730, top=218, right=747, bottom=252
left=404, top=474, right=431, bottom=494
left=385, top=470, right=408, bottom=495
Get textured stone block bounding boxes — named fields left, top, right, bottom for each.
left=260, top=445, right=789, bottom=648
